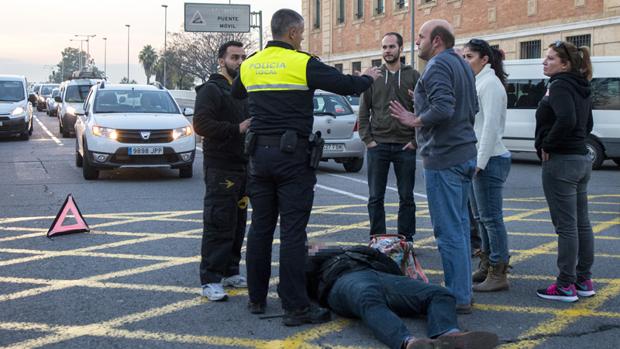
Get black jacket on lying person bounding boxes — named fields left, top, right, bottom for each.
left=305, top=245, right=403, bottom=307
left=193, top=73, right=249, bottom=170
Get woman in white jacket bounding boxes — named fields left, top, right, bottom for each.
left=462, top=39, right=512, bottom=292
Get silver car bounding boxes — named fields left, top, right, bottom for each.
left=46, top=88, right=60, bottom=116
left=313, top=90, right=365, bottom=172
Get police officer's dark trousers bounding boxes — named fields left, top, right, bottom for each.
left=246, top=140, right=316, bottom=311
left=200, top=166, right=248, bottom=285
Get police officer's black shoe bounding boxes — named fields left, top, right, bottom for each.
left=282, top=305, right=331, bottom=327
left=248, top=301, right=266, bottom=314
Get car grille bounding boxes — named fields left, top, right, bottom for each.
left=115, top=129, right=173, bottom=144
left=111, top=148, right=179, bottom=164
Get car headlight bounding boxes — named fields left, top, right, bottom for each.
left=172, top=126, right=193, bottom=140
left=66, top=106, right=76, bottom=115
left=11, top=107, right=25, bottom=116
left=92, top=125, right=118, bottom=140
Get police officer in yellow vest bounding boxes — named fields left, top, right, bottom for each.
left=232, top=8, right=381, bottom=326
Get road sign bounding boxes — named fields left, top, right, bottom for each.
left=184, top=3, right=250, bottom=33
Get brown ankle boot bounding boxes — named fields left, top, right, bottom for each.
left=472, top=252, right=489, bottom=283
left=473, top=262, right=509, bottom=292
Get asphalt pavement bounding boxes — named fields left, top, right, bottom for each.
left=1, top=110, right=619, bottom=349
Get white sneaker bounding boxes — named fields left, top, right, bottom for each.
left=201, top=283, right=228, bottom=301
left=222, top=274, right=247, bottom=288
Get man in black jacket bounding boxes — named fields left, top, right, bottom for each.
left=194, top=41, right=251, bottom=301
left=306, top=244, right=498, bottom=349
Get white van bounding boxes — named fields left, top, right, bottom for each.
left=503, top=56, right=620, bottom=169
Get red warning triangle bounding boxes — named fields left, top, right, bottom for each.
left=47, top=194, right=90, bottom=238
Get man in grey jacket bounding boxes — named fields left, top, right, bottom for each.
left=390, top=20, right=478, bottom=314
left=359, top=32, right=420, bottom=241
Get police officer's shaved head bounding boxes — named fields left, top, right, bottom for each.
left=271, top=9, right=304, bottom=39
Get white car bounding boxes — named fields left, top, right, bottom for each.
left=75, top=83, right=196, bottom=180
left=313, top=91, right=365, bottom=172
left=57, top=78, right=101, bottom=138
left=0, top=75, right=34, bottom=140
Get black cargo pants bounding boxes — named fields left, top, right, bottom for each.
left=199, top=166, right=248, bottom=285
left=246, top=138, right=316, bottom=311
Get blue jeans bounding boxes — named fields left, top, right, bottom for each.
left=472, top=156, right=511, bottom=264
left=327, top=270, right=458, bottom=349
left=424, top=158, right=476, bottom=305
left=367, top=143, right=417, bottom=240
left=542, top=153, right=594, bottom=287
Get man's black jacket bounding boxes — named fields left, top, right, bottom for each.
left=193, top=73, right=249, bottom=169
left=305, top=245, right=403, bottom=307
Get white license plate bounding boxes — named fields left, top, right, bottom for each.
left=323, top=143, right=345, bottom=152
left=128, top=146, right=164, bottom=155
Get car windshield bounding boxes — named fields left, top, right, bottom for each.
left=0, top=81, right=25, bottom=102
left=65, top=84, right=93, bottom=103
left=51, top=88, right=60, bottom=97
left=94, top=90, right=180, bottom=114
left=345, top=95, right=360, bottom=106
left=313, top=94, right=353, bottom=116
left=41, top=85, right=58, bottom=95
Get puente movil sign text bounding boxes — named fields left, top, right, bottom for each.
left=184, top=3, right=250, bottom=32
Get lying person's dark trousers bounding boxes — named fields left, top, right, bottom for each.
left=327, top=269, right=458, bottom=349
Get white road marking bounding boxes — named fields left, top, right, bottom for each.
left=327, top=173, right=427, bottom=199
left=33, top=115, right=63, bottom=146
left=315, top=184, right=368, bottom=201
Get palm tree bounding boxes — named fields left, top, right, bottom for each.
left=138, top=45, right=158, bottom=84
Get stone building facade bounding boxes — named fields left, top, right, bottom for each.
left=301, top=0, right=620, bottom=73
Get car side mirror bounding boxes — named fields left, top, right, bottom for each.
left=28, top=93, right=37, bottom=104
left=54, top=96, right=62, bottom=103
left=183, top=107, right=194, bottom=116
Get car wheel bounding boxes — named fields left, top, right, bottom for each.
left=75, top=139, right=83, bottom=168
left=343, top=157, right=364, bottom=172
left=19, top=130, right=30, bottom=141
left=82, top=142, right=99, bottom=180
left=61, top=121, right=70, bottom=138
left=585, top=138, right=604, bottom=170
left=179, top=165, right=193, bottom=178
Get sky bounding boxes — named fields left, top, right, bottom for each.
left=0, top=0, right=301, bottom=85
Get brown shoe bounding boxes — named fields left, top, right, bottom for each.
left=472, top=252, right=489, bottom=283
left=473, top=262, right=510, bottom=292
left=406, top=337, right=454, bottom=349
left=438, top=331, right=498, bottom=349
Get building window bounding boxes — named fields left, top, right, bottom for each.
left=336, top=0, right=345, bottom=24
left=354, top=0, right=364, bottom=19
left=334, top=63, right=343, bottom=73
left=371, top=59, right=382, bottom=67
left=352, top=61, right=362, bottom=74
left=566, top=34, right=591, bottom=49
left=520, top=40, right=541, bottom=59
left=313, top=0, right=321, bottom=29
left=395, top=0, right=408, bottom=10
left=374, top=0, right=385, bottom=15
left=490, top=44, right=500, bottom=50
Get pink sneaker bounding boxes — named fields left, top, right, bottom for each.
left=575, top=279, right=596, bottom=297
left=536, top=283, right=578, bottom=303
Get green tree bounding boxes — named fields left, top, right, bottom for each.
left=120, top=77, right=138, bottom=84
left=50, top=47, right=103, bottom=83
left=139, top=45, right=158, bottom=85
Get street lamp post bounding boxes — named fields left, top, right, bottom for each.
left=69, top=38, right=86, bottom=71
left=75, top=34, right=96, bottom=68
left=125, top=24, right=131, bottom=82
left=162, top=4, right=168, bottom=88
left=103, top=37, right=107, bottom=79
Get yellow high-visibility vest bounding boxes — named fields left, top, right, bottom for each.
left=240, top=46, right=310, bottom=92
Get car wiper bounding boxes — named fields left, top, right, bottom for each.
left=314, top=111, right=337, bottom=116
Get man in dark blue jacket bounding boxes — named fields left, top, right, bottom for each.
left=194, top=41, right=250, bottom=301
